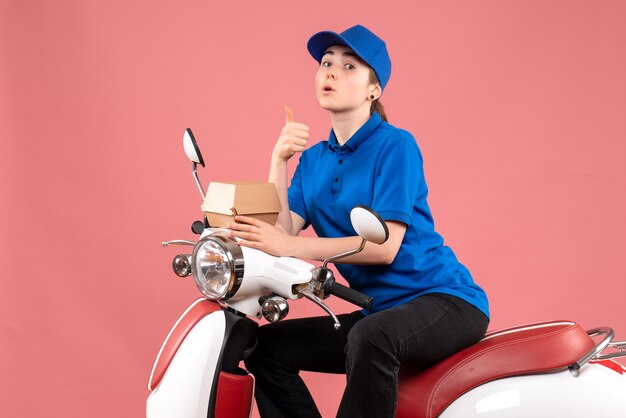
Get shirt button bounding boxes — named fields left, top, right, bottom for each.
left=338, top=159, right=343, bottom=165
left=334, top=178, right=339, bottom=182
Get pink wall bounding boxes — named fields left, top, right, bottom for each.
left=1, top=1, right=624, bottom=417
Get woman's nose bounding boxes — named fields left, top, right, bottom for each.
left=326, top=70, right=337, bottom=80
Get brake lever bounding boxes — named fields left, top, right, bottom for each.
left=298, top=287, right=341, bottom=330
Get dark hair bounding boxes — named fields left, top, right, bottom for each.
left=369, top=68, right=388, bottom=122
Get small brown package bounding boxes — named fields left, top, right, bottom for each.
left=201, top=181, right=281, bottom=227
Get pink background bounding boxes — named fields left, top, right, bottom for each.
left=1, top=1, right=624, bottom=417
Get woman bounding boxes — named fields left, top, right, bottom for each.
left=229, top=24, right=490, bottom=418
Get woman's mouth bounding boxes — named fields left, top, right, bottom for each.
left=322, top=85, right=335, bottom=94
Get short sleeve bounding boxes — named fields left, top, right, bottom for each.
left=371, top=134, right=424, bottom=226
left=288, top=157, right=310, bottom=229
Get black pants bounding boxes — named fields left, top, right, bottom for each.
left=244, top=293, right=489, bottom=418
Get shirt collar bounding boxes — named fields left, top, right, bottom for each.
left=328, top=113, right=383, bottom=152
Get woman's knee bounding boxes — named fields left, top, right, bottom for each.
left=345, top=316, right=397, bottom=360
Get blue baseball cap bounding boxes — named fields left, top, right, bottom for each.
left=307, top=24, right=392, bottom=91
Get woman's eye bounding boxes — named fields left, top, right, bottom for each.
left=322, top=61, right=332, bottom=67
left=345, top=63, right=355, bottom=70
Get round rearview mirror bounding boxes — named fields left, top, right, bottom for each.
left=183, top=128, right=205, bottom=167
left=350, top=205, right=389, bottom=245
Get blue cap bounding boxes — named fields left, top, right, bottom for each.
left=307, top=25, right=392, bottom=91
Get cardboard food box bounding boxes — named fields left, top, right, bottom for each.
left=201, top=181, right=282, bottom=227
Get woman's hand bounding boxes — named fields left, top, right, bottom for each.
left=273, top=106, right=309, bottom=161
left=228, top=215, right=296, bottom=256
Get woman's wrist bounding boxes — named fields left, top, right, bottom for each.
left=269, top=154, right=288, bottom=186
left=271, top=149, right=289, bottom=165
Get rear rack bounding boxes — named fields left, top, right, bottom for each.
left=570, top=327, right=626, bottom=376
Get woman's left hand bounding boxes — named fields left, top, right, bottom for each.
left=228, top=216, right=295, bottom=256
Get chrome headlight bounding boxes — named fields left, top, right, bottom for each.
left=191, top=232, right=244, bottom=300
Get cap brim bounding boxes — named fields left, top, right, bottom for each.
left=307, top=31, right=355, bottom=62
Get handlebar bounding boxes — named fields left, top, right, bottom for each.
left=330, top=282, right=373, bottom=311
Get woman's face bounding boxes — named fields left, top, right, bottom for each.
left=315, top=45, right=379, bottom=114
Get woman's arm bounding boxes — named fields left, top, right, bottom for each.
left=229, top=216, right=407, bottom=265
left=290, top=220, right=407, bottom=264
left=269, top=156, right=294, bottom=234
left=269, top=106, right=309, bottom=236
left=269, top=158, right=307, bottom=236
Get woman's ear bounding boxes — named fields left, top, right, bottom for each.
left=369, top=83, right=382, bottom=101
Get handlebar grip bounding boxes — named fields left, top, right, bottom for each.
left=330, top=283, right=373, bottom=311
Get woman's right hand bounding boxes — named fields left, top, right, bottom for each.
left=272, top=106, right=309, bottom=161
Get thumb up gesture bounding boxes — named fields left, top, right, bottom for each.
left=273, top=106, right=309, bottom=161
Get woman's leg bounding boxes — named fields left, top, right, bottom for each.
left=337, top=294, right=489, bottom=418
left=245, top=311, right=364, bottom=418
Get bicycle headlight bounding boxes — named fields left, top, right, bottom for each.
left=191, top=232, right=244, bottom=300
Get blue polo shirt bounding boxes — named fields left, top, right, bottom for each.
left=288, top=113, right=489, bottom=317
